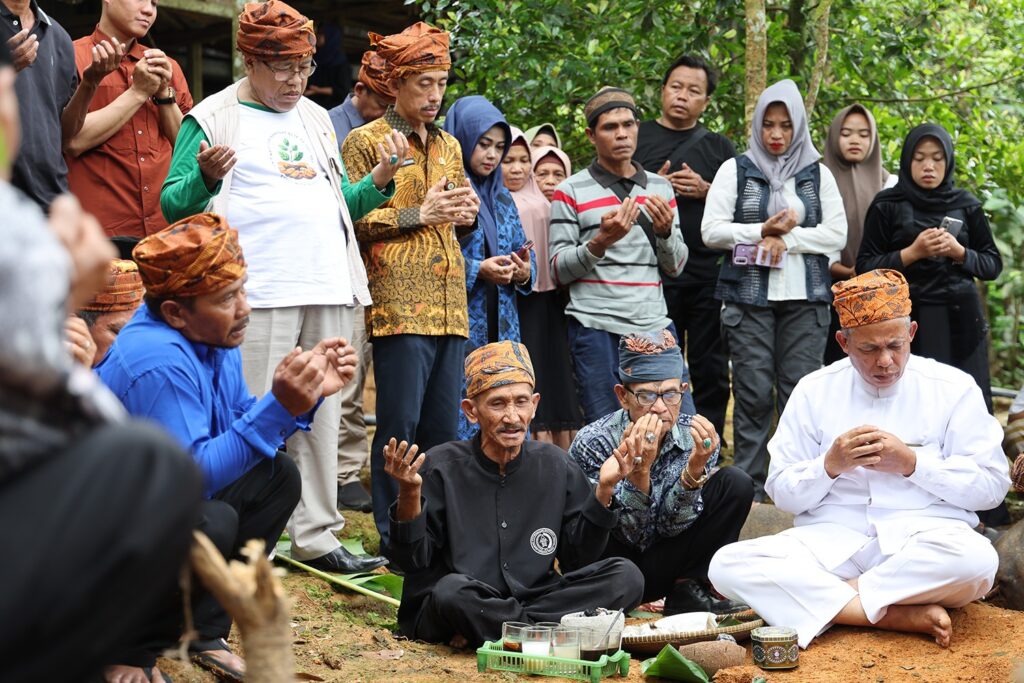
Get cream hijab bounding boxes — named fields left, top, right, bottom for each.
left=507, top=128, right=553, bottom=291
left=824, top=103, right=891, bottom=267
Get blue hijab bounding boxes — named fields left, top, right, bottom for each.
left=443, top=96, right=511, bottom=256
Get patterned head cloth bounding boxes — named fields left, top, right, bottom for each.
left=133, top=213, right=246, bottom=299
left=80, top=259, right=144, bottom=313
left=464, top=341, right=535, bottom=399
left=237, top=0, right=315, bottom=60
left=618, top=329, right=684, bottom=384
left=369, top=22, right=450, bottom=83
left=832, top=269, right=912, bottom=329
left=358, top=50, right=396, bottom=100
left=584, top=87, right=637, bottom=129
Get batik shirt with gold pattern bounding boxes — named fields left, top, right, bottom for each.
left=341, top=107, right=469, bottom=338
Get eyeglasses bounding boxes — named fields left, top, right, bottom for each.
left=626, top=389, right=683, bottom=406
left=261, top=59, right=317, bottom=81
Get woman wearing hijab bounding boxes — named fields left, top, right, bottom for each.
left=503, top=128, right=583, bottom=448
left=444, top=97, right=536, bottom=439
left=858, top=123, right=1002, bottom=410
left=532, top=145, right=572, bottom=201
left=822, top=104, right=897, bottom=362
left=702, top=79, right=847, bottom=499
left=524, top=122, right=562, bottom=149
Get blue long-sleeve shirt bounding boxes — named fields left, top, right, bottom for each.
left=96, top=306, right=316, bottom=498
left=568, top=409, right=718, bottom=552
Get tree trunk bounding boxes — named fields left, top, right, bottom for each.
left=803, top=0, right=836, bottom=120
left=190, top=533, right=294, bottom=683
left=744, top=0, right=768, bottom=127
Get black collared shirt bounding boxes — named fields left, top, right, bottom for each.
left=0, top=1, right=77, bottom=208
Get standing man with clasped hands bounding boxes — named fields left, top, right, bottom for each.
left=549, top=86, right=691, bottom=424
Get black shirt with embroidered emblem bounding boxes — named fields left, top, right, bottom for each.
left=389, top=436, right=617, bottom=636
left=0, top=0, right=77, bottom=208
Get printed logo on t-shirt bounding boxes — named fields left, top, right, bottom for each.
left=530, top=527, right=557, bottom=556
left=268, top=132, right=317, bottom=181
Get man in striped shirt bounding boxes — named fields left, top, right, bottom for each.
left=549, top=87, right=692, bottom=423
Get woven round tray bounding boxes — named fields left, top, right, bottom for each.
left=621, top=611, right=765, bottom=655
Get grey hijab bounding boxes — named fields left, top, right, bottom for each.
left=744, top=79, right=821, bottom=215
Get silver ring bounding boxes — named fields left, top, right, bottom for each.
left=633, top=456, right=643, bottom=465
left=389, top=153, right=399, bottom=165
left=645, top=433, right=656, bottom=444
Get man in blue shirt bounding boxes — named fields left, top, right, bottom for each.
left=328, top=48, right=394, bottom=145
left=568, top=329, right=753, bottom=615
left=97, top=212, right=385, bottom=680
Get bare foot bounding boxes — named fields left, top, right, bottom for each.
left=449, top=633, right=469, bottom=649
left=875, top=604, right=952, bottom=647
left=103, top=665, right=164, bottom=683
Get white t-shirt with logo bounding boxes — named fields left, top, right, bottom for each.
left=226, top=104, right=351, bottom=308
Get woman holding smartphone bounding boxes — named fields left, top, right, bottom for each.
left=857, top=123, right=1002, bottom=412
left=701, top=79, right=847, bottom=500
left=443, top=97, right=536, bottom=439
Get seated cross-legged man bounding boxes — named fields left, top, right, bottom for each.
left=709, top=269, right=1010, bottom=649
left=384, top=341, right=645, bottom=648
left=569, top=329, right=753, bottom=615
left=97, top=213, right=359, bottom=680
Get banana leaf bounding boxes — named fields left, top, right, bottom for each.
left=640, top=644, right=709, bottom=682
left=274, top=539, right=402, bottom=607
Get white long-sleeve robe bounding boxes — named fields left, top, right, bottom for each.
left=710, top=354, right=1010, bottom=646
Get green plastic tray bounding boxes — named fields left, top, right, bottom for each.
left=476, top=640, right=629, bottom=682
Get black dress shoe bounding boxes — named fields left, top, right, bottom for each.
left=337, top=481, right=373, bottom=512
left=664, top=580, right=749, bottom=616
left=305, top=546, right=388, bottom=573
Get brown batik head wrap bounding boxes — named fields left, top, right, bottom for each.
left=370, top=22, right=451, bottom=83
left=464, top=341, right=535, bottom=399
left=237, top=0, right=316, bottom=60
left=358, top=49, right=396, bottom=100
left=831, top=269, right=912, bottom=329
left=134, top=213, right=246, bottom=299
left=80, top=259, right=145, bottom=313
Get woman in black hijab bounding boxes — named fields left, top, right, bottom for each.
left=858, top=123, right=1002, bottom=411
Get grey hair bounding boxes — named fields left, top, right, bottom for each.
left=840, top=316, right=912, bottom=339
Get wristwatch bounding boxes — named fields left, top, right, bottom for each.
left=152, top=87, right=176, bottom=106
left=681, top=466, right=709, bottom=490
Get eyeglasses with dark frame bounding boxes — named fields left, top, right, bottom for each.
left=261, top=59, right=317, bottom=81
left=626, top=388, right=683, bottom=407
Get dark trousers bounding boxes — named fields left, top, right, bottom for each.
left=603, top=467, right=754, bottom=603
left=665, top=283, right=731, bottom=437
left=567, top=319, right=696, bottom=424
left=371, top=334, right=464, bottom=547
left=0, top=423, right=202, bottom=682
left=119, top=453, right=301, bottom=666
left=410, top=557, right=644, bottom=647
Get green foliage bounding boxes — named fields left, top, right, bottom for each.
left=410, top=0, right=1024, bottom=387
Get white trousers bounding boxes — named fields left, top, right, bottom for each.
left=708, top=524, right=997, bottom=648
left=241, top=305, right=353, bottom=560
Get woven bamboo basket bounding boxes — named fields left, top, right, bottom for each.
left=621, top=611, right=764, bottom=655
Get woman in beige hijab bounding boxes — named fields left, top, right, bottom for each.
left=822, top=103, right=895, bottom=363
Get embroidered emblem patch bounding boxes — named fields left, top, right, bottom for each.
left=530, top=528, right=557, bottom=556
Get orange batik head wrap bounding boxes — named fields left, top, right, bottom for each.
left=133, top=213, right=246, bottom=299
left=464, top=341, right=535, bottom=399
left=358, top=50, right=396, bottom=100
left=370, top=22, right=450, bottom=83
left=831, top=269, right=912, bottom=329
left=237, top=0, right=316, bottom=60
left=80, top=259, right=144, bottom=313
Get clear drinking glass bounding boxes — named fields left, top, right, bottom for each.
left=522, top=626, right=553, bottom=672
left=551, top=627, right=581, bottom=674
left=502, top=621, right=531, bottom=653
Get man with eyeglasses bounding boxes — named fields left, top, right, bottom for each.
left=160, top=0, right=410, bottom=575
left=568, top=329, right=753, bottom=615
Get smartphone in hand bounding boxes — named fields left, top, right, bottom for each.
left=516, top=240, right=534, bottom=260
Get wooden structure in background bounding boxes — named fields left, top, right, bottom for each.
left=45, top=0, right=417, bottom=102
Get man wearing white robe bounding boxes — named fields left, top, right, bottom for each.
left=709, top=269, right=1010, bottom=649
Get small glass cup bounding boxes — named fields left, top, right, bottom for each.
left=551, top=627, right=581, bottom=674
left=502, top=621, right=531, bottom=653
left=522, top=626, right=553, bottom=672
left=579, top=626, right=607, bottom=662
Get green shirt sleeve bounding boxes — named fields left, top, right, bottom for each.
left=340, top=164, right=394, bottom=222
left=161, top=116, right=219, bottom=223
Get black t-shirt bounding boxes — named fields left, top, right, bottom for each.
left=0, top=2, right=77, bottom=209
left=634, top=120, right=736, bottom=285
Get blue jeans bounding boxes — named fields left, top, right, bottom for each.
left=566, top=318, right=695, bottom=424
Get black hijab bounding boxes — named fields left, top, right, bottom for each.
left=872, top=123, right=980, bottom=213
